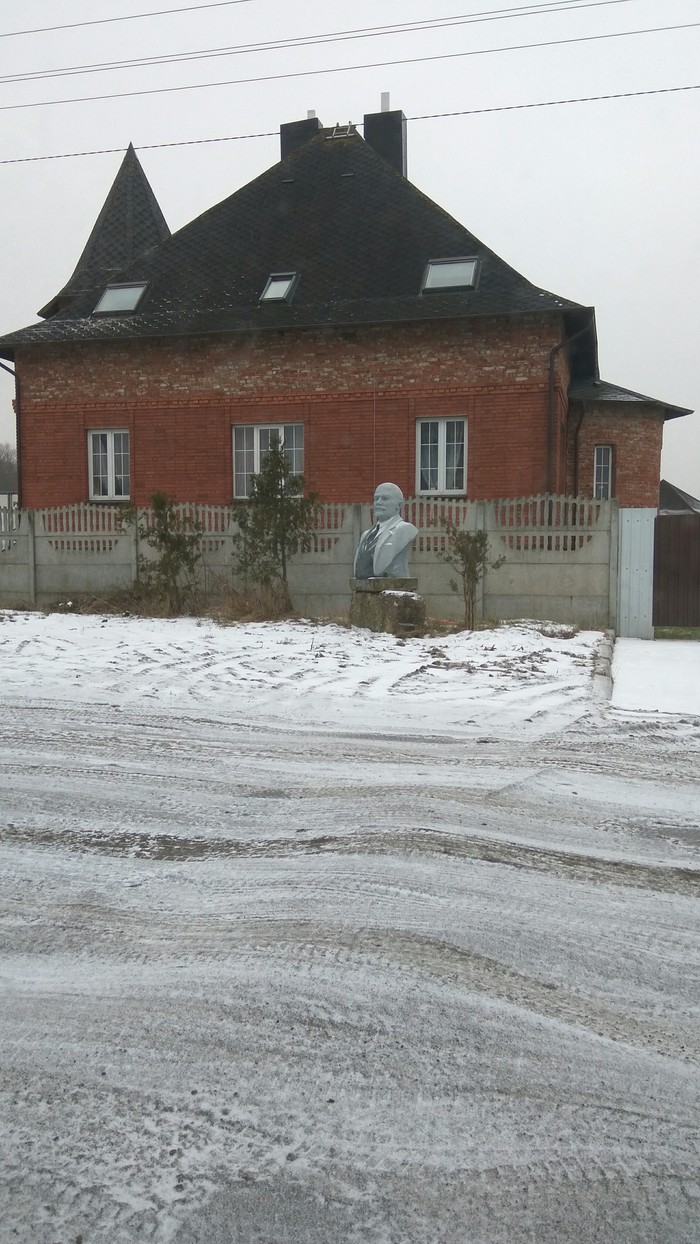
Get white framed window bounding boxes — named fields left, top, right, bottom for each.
left=88, top=430, right=130, bottom=500
left=422, top=257, right=479, bottom=293
left=233, top=423, right=304, bottom=498
left=416, top=418, right=467, bottom=494
left=93, top=283, right=148, bottom=314
left=594, top=444, right=613, bottom=500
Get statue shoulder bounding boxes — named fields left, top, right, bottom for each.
left=398, top=520, right=418, bottom=539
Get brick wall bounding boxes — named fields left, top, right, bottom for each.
left=567, top=403, right=664, bottom=508
left=17, top=313, right=571, bottom=506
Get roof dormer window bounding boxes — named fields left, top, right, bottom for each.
left=422, top=258, right=479, bottom=293
left=260, top=273, right=298, bottom=303
left=93, top=282, right=148, bottom=314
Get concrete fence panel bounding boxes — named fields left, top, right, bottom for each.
left=33, top=505, right=134, bottom=601
left=0, top=496, right=622, bottom=629
left=0, top=503, right=30, bottom=606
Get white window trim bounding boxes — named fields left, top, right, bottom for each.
left=416, top=417, right=468, bottom=495
left=233, top=423, right=304, bottom=499
left=88, top=429, right=130, bottom=501
left=594, top=444, right=613, bottom=500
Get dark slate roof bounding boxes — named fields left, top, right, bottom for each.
left=659, top=479, right=700, bottom=512
left=569, top=378, right=692, bottom=421
left=1, top=126, right=587, bottom=356
left=37, top=144, right=170, bottom=319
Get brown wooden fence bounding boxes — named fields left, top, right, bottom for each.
left=653, top=513, right=700, bottom=627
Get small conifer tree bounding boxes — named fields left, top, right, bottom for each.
left=129, top=491, right=203, bottom=614
left=438, top=522, right=505, bottom=629
left=233, top=437, right=319, bottom=612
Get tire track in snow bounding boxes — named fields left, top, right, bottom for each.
left=2, top=823, right=697, bottom=896
left=223, top=920, right=700, bottom=1067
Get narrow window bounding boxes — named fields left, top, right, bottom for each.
left=233, top=426, right=255, bottom=501
left=93, top=283, right=148, bottom=314
left=88, top=430, right=130, bottom=500
left=417, top=418, right=467, bottom=494
left=281, top=422, right=304, bottom=476
left=259, top=273, right=298, bottom=302
left=445, top=419, right=466, bottom=492
left=419, top=420, right=439, bottom=492
left=233, top=423, right=304, bottom=498
left=594, top=445, right=613, bottom=499
left=422, top=258, right=478, bottom=293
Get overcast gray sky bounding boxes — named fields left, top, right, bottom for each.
left=1, top=0, right=698, bottom=496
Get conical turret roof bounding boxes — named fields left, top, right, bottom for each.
left=38, top=143, right=170, bottom=318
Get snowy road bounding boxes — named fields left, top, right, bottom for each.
left=1, top=614, right=699, bottom=1243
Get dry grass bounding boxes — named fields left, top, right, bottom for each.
left=654, top=626, right=700, bottom=641
left=45, top=581, right=299, bottom=624
left=208, top=584, right=293, bottom=624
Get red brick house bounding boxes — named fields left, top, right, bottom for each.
left=0, top=107, right=690, bottom=510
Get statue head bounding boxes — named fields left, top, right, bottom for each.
left=373, top=482, right=404, bottom=524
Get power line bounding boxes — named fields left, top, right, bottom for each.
left=1, top=20, right=697, bottom=112
left=1, top=83, right=697, bottom=165
left=0, top=0, right=261, bottom=40
left=0, top=0, right=620, bottom=41
left=0, top=130, right=277, bottom=165
left=0, top=1, right=642, bottom=85
left=411, top=82, right=700, bottom=117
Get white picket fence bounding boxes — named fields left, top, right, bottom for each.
left=0, top=495, right=620, bottom=628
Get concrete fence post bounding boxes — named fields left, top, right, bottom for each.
left=26, top=509, right=36, bottom=604
left=608, top=501, right=619, bottom=631
left=475, top=500, right=487, bottom=623
left=129, top=517, right=139, bottom=588
left=351, top=504, right=363, bottom=568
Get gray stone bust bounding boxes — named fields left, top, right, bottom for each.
left=353, top=483, right=418, bottom=580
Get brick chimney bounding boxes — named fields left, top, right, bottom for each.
left=363, top=97, right=407, bottom=177
left=280, top=113, right=323, bottom=160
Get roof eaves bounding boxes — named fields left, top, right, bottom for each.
left=569, top=378, right=693, bottom=420
left=0, top=299, right=581, bottom=357
left=659, top=479, right=700, bottom=512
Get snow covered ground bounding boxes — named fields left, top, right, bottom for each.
left=612, top=636, right=700, bottom=715
left=1, top=611, right=699, bottom=1243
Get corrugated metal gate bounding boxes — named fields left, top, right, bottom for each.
left=617, top=509, right=656, bottom=639
left=653, top=513, right=700, bottom=627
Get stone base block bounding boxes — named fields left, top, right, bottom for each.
left=350, top=577, right=418, bottom=594
left=349, top=578, right=427, bottom=636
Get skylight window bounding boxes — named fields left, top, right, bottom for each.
left=422, top=258, right=479, bottom=293
left=93, top=283, right=148, bottom=314
left=260, top=273, right=298, bottom=303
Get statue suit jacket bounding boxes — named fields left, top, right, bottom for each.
left=354, top=514, right=418, bottom=577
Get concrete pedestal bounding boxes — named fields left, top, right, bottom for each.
left=349, top=578, right=427, bottom=636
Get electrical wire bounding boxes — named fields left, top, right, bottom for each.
left=1, top=20, right=697, bottom=112
left=0, top=0, right=643, bottom=85
left=0, top=130, right=278, bottom=164
left=0, top=0, right=625, bottom=40
left=410, top=83, right=700, bottom=117
left=1, top=83, right=697, bottom=165
left=0, top=0, right=261, bottom=39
